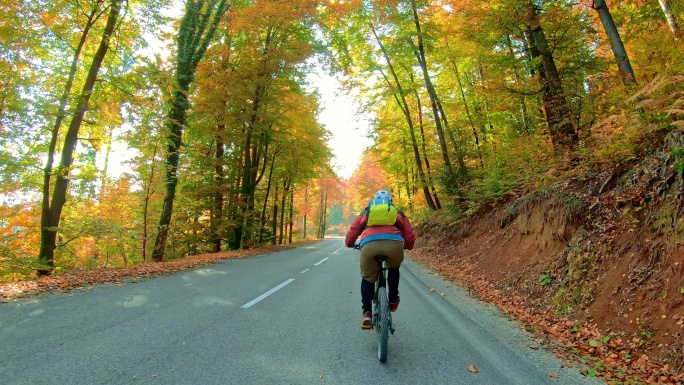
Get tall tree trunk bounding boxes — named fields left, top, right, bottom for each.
left=141, top=143, right=158, bottom=262
left=320, top=191, right=327, bottom=239
left=233, top=125, right=253, bottom=250
left=658, top=0, right=681, bottom=39
left=41, top=4, right=101, bottom=261
left=272, top=184, right=279, bottom=245
left=525, top=4, right=577, bottom=154
left=591, top=0, right=638, bottom=85
left=288, top=186, right=294, bottom=244
left=408, top=0, right=458, bottom=185
left=38, top=0, right=123, bottom=275
left=259, top=151, right=277, bottom=244
left=211, top=125, right=225, bottom=252
left=279, top=179, right=289, bottom=245
left=401, top=139, right=412, bottom=209
left=99, top=129, right=112, bottom=203
left=153, top=0, right=229, bottom=262
left=450, top=59, right=484, bottom=169
left=303, top=186, right=308, bottom=240
left=369, top=22, right=437, bottom=210
left=409, top=74, right=441, bottom=209
left=316, top=190, right=323, bottom=238
left=506, top=34, right=533, bottom=135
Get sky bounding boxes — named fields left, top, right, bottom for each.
left=307, top=70, right=375, bottom=180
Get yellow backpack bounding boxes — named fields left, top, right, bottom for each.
left=365, top=198, right=398, bottom=226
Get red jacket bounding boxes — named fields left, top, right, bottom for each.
left=345, top=211, right=415, bottom=250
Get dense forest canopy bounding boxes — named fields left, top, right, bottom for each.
left=0, top=0, right=682, bottom=280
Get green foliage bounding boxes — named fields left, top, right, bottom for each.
left=671, top=148, right=684, bottom=176
left=540, top=270, right=552, bottom=286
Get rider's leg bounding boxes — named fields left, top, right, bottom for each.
left=387, top=268, right=400, bottom=303
left=361, top=279, right=374, bottom=312
left=359, top=244, right=379, bottom=328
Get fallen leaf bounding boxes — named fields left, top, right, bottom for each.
left=548, top=372, right=559, bottom=378
left=440, top=292, right=446, bottom=296
left=319, top=375, right=324, bottom=379
left=429, top=288, right=436, bottom=292
left=468, top=364, right=479, bottom=373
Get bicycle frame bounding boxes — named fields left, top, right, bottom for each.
left=353, top=244, right=395, bottom=362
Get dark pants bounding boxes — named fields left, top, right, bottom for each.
left=360, top=240, right=403, bottom=313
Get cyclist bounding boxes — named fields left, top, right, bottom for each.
left=345, top=190, right=415, bottom=329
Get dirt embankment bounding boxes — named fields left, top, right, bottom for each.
left=412, top=132, right=684, bottom=384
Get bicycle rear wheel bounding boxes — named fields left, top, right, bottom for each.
left=377, top=286, right=389, bottom=362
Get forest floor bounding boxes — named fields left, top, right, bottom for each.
left=0, top=242, right=320, bottom=301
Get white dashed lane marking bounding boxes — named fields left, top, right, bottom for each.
left=314, top=257, right=329, bottom=266
left=240, top=279, right=295, bottom=309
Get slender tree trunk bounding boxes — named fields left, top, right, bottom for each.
left=409, top=75, right=441, bottom=209
left=303, top=186, right=308, bottom=239
left=272, top=184, right=279, bottom=245
left=99, top=129, right=112, bottom=203
left=591, top=0, right=637, bottom=85
left=41, top=4, right=100, bottom=253
left=211, top=126, right=225, bottom=252
left=369, top=22, right=437, bottom=210
left=288, top=186, right=294, bottom=244
left=401, top=139, right=412, bottom=208
left=506, top=34, right=533, bottom=135
left=39, top=0, right=123, bottom=274
left=140, top=142, right=158, bottom=262
left=321, top=191, right=327, bottom=238
left=450, top=60, right=484, bottom=169
left=279, top=179, right=289, bottom=245
left=316, top=190, right=323, bottom=238
left=475, top=63, right=494, bottom=145
left=258, top=151, right=277, bottom=244
left=408, top=0, right=458, bottom=185
left=658, top=0, right=681, bottom=39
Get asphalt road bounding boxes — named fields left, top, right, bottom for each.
left=0, top=239, right=603, bottom=384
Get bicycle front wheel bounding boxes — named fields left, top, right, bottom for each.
left=377, top=286, right=389, bottom=362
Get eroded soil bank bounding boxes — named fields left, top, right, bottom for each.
left=412, top=132, right=684, bottom=384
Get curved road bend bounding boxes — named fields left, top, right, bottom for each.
left=0, top=239, right=602, bottom=385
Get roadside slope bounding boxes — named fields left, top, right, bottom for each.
left=412, top=131, right=684, bottom=384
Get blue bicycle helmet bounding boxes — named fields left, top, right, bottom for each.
left=374, top=189, right=392, bottom=204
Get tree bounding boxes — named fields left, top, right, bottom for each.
left=657, top=0, right=681, bottom=40
left=152, top=0, right=231, bottom=262
left=591, top=0, right=637, bottom=85
left=524, top=3, right=577, bottom=154
left=39, top=0, right=125, bottom=274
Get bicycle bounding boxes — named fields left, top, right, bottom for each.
left=354, top=244, right=395, bottom=363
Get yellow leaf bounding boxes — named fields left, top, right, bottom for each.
left=468, top=364, right=479, bottom=373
